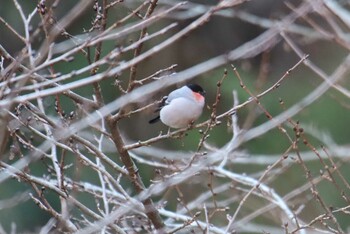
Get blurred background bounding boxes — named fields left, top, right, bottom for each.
left=1, top=0, right=350, bottom=233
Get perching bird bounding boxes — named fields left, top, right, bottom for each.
left=149, top=84, right=205, bottom=128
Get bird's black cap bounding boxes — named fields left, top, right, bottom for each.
left=186, top=84, right=205, bottom=95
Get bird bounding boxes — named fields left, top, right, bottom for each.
left=149, top=84, right=205, bottom=129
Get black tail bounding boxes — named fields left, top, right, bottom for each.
left=149, top=116, right=160, bottom=124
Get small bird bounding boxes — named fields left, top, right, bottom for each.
left=149, top=84, right=205, bottom=128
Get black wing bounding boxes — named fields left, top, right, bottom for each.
left=148, top=115, right=160, bottom=124
left=148, top=96, right=168, bottom=124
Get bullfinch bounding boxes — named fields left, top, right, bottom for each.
left=149, top=84, right=205, bottom=128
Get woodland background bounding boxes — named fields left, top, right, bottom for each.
left=0, top=0, right=350, bottom=233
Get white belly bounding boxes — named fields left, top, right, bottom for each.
left=160, top=98, right=204, bottom=128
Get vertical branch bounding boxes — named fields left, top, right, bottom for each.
left=12, top=0, right=37, bottom=68
left=95, top=110, right=109, bottom=234
left=33, top=75, right=76, bottom=230
left=127, top=0, right=159, bottom=92
left=107, top=117, right=165, bottom=232
left=90, top=0, right=109, bottom=106
left=219, top=90, right=240, bottom=168
left=196, top=69, right=228, bottom=153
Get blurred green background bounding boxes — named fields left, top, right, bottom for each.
left=1, top=0, right=350, bottom=232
